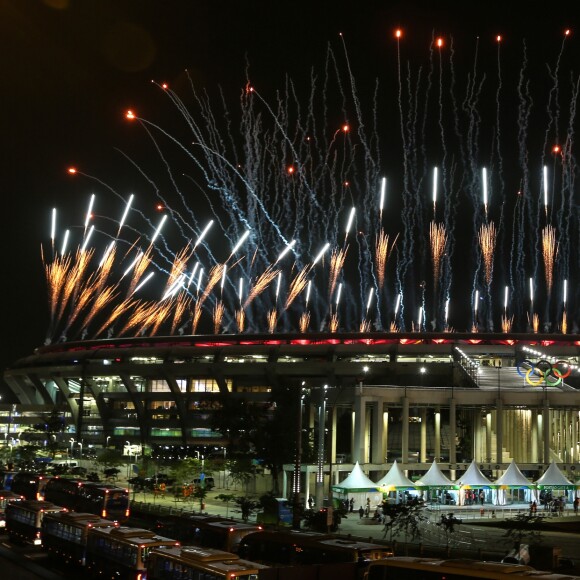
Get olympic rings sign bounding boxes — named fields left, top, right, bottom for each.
left=516, top=359, right=571, bottom=386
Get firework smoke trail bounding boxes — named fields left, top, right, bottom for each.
left=541, top=31, right=570, bottom=169
left=542, top=225, right=557, bottom=298
left=436, top=38, right=449, bottom=206
left=284, top=265, right=312, bottom=311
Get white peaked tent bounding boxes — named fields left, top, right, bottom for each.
left=535, top=460, right=574, bottom=490
left=415, top=461, right=456, bottom=489
left=331, top=461, right=381, bottom=509
left=455, top=460, right=493, bottom=506
left=374, top=460, right=416, bottom=503
left=494, top=460, right=536, bottom=505
left=415, top=461, right=458, bottom=505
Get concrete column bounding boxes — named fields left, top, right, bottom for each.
left=485, top=412, right=492, bottom=462
left=543, top=400, right=551, bottom=464
left=329, top=406, right=337, bottom=463
left=401, top=397, right=409, bottom=464
left=371, top=401, right=384, bottom=464
left=384, top=410, right=390, bottom=463
left=449, top=398, right=457, bottom=479
left=531, top=409, right=538, bottom=463
left=353, top=395, right=368, bottom=463
left=474, top=412, right=482, bottom=462
left=282, top=469, right=288, bottom=497
left=496, top=398, right=503, bottom=464
left=434, top=408, right=441, bottom=462
left=420, top=408, right=427, bottom=463
left=537, top=412, right=544, bottom=464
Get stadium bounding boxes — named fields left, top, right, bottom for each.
left=3, top=331, right=580, bottom=489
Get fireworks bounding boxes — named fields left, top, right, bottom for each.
left=42, top=31, right=580, bottom=341
left=478, top=222, right=497, bottom=288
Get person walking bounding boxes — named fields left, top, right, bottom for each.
left=358, top=506, right=364, bottom=519
left=349, top=497, right=354, bottom=513
left=573, top=496, right=579, bottom=515
left=479, top=490, right=485, bottom=506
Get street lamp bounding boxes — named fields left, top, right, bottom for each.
left=69, top=438, right=75, bottom=458
left=126, top=441, right=132, bottom=477
left=77, top=441, right=83, bottom=460
left=106, top=436, right=111, bottom=448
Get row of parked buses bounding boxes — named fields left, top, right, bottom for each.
left=4, top=498, right=580, bottom=580
left=7, top=472, right=131, bottom=521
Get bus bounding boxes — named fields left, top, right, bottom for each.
left=5, top=499, right=67, bottom=545
left=238, top=530, right=392, bottom=565
left=85, top=525, right=180, bottom=580
left=363, top=557, right=580, bottom=580
left=43, top=477, right=130, bottom=521
left=41, top=511, right=117, bottom=566
left=10, top=472, right=52, bottom=500
left=0, top=490, right=24, bottom=528
left=154, top=514, right=262, bottom=552
left=147, top=545, right=269, bottom=580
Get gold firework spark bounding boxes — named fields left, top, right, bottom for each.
left=284, top=265, right=312, bottom=310
left=267, top=308, right=277, bottom=333
left=236, top=308, right=246, bottom=333
left=200, top=264, right=225, bottom=305
left=375, top=230, right=398, bottom=291
left=93, top=296, right=139, bottom=338
left=299, top=312, right=310, bottom=333
left=163, top=244, right=193, bottom=297
left=117, top=300, right=157, bottom=337
left=126, top=247, right=152, bottom=297
left=329, top=247, right=348, bottom=298
left=170, top=293, right=192, bottom=335
left=213, top=301, right=225, bottom=334
left=59, top=248, right=94, bottom=326
left=329, top=313, right=339, bottom=333
left=43, top=249, right=72, bottom=335
left=148, top=299, right=176, bottom=336
left=191, top=302, right=203, bottom=334
left=389, top=321, right=399, bottom=332
left=430, top=222, right=447, bottom=293
left=562, top=311, right=568, bottom=334
left=542, top=225, right=557, bottom=296
left=78, top=284, right=119, bottom=334
left=359, top=319, right=371, bottom=333
left=532, top=313, right=539, bottom=333
left=478, top=222, right=497, bottom=287
left=244, top=265, right=280, bottom=308
left=501, top=314, right=514, bottom=333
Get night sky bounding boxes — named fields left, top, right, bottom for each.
left=0, top=1, right=576, bottom=394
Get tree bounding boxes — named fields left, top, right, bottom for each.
left=215, top=493, right=237, bottom=517
left=234, top=496, right=260, bottom=522
left=383, top=501, right=428, bottom=551
left=192, top=485, right=208, bottom=512
left=95, top=448, right=124, bottom=473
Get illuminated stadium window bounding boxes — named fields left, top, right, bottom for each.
left=150, top=428, right=183, bottom=437
left=150, top=380, right=171, bottom=392
left=175, top=379, right=187, bottom=392
left=236, top=385, right=272, bottom=393
left=191, top=379, right=231, bottom=393
left=129, top=356, right=165, bottom=364
left=188, top=428, right=222, bottom=438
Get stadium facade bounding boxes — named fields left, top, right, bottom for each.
left=3, top=332, right=580, bottom=480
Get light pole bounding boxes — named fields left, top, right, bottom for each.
left=106, top=436, right=111, bottom=448
left=126, top=441, right=132, bottom=478
left=77, top=441, right=83, bottom=461
left=69, top=438, right=75, bottom=459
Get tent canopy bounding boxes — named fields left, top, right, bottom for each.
left=494, top=460, right=533, bottom=489
left=374, top=460, right=415, bottom=492
left=415, top=460, right=457, bottom=489
left=535, top=460, right=574, bottom=490
left=331, top=461, right=377, bottom=493
left=455, top=460, right=493, bottom=488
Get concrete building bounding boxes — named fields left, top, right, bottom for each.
left=3, top=332, right=580, bottom=483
